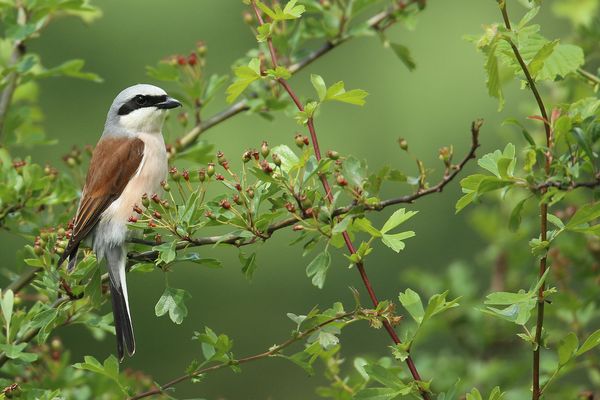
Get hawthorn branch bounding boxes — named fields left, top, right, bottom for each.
left=172, top=2, right=414, bottom=154
left=499, top=3, right=551, bottom=399
left=250, top=1, right=431, bottom=397
left=0, top=6, right=27, bottom=139
left=129, top=310, right=359, bottom=400
left=128, top=122, right=482, bottom=263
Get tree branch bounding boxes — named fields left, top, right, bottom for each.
left=171, top=2, right=412, bottom=154
left=250, top=1, right=432, bottom=397
left=128, top=121, right=482, bottom=263
left=498, top=3, right=551, bottom=399
left=0, top=6, right=27, bottom=139
left=129, top=310, right=359, bottom=400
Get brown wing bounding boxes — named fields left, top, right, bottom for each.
left=58, top=136, right=144, bottom=266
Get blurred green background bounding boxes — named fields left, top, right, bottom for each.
left=2, top=0, right=574, bottom=398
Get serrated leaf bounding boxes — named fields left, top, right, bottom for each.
left=306, top=250, right=331, bottom=289
left=155, top=287, right=191, bottom=324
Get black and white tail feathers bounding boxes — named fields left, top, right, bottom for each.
left=106, top=246, right=135, bottom=361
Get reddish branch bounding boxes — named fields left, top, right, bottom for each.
left=499, top=3, right=552, bottom=399
left=174, top=2, right=415, bottom=153
left=250, top=1, right=433, bottom=397
left=129, top=310, right=359, bottom=400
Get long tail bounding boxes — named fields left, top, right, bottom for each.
left=106, top=246, right=135, bottom=361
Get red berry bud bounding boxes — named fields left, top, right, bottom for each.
left=177, top=55, right=187, bottom=66
left=128, top=216, right=138, bottom=223
left=153, top=211, right=162, bottom=220
left=216, top=174, right=225, bottom=181
left=220, top=199, right=231, bottom=210
left=182, top=169, right=190, bottom=181
left=133, top=204, right=143, bottom=214
left=151, top=193, right=161, bottom=204
left=188, top=53, right=198, bottom=66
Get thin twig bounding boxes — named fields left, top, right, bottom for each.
left=498, top=3, right=551, bottom=399
left=129, top=310, right=359, bottom=400
left=251, top=1, right=431, bottom=397
left=129, top=125, right=480, bottom=263
left=172, top=3, right=409, bottom=154
left=0, top=6, right=27, bottom=138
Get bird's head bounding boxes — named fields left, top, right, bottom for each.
left=104, top=84, right=181, bottom=136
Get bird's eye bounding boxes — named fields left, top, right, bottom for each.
left=134, top=95, right=147, bottom=106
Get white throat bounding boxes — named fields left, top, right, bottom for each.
left=118, top=108, right=167, bottom=134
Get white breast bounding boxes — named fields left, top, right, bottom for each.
left=93, top=132, right=167, bottom=255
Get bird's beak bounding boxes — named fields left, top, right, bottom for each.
left=156, top=97, right=182, bottom=110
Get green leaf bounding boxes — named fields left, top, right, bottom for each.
left=566, top=203, right=600, bottom=229
left=382, top=231, right=415, bottom=252
left=306, top=250, right=331, bottom=289
left=153, top=241, right=177, bottom=266
left=528, top=39, right=559, bottom=78
left=37, top=59, right=102, bottom=82
left=256, top=22, right=273, bottom=42
left=239, top=252, right=259, bottom=281
left=226, top=58, right=261, bottom=103
left=155, top=287, right=191, bottom=324
left=73, top=355, right=127, bottom=393
left=485, top=44, right=504, bottom=111
left=325, top=81, right=368, bottom=105
left=398, top=289, right=424, bottom=323
left=353, top=218, right=382, bottom=237
left=577, top=329, right=600, bottom=356
left=509, top=197, right=529, bottom=232
left=363, top=364, right=406, bottom=389
left=311, top=74, right=327, bottom=101
left=558, top=332, right=578, bottom=366
left=1, top=290, right=14, bottom=340
left=0, top=343, right=37, bottom=362
left=389, top=43, right=416, bottom=71
left=354, top=388, right=404, bottom=400
left=381, top=209, right=418, bottom=234
left=535, top=44, right=584, bottom=81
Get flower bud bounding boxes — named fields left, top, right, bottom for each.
left=182, top=169, right=190, bottom=181
left=142, top=193, right=150, bottom=207
left=246, top=188, right=255, bottom=199
left=235, top=183, right=242, bottom=191
left=207, top=163, right=215, bottom=177
left=272, top=153, right=282, bottom=167
left=285, top=202, right=296, bottom=213
left=303, top=136, right=310, bottom=146
left=220, top=199, right=231, bottom=210
left=128, top=216, right=138, bottom=223
left=133, top=204, right=143, bottom=214
left=233, top=194, right=242, bottom=205
left=242, top=150, right=252, bottom=163
left=243, top=11, right=254, bottom=24
left=196, top=40, right=207, bottom=56
left=292, top=225, right=304, bottom=231
left=57, top=227, right=66, bottom=237
left=188, top=53, right=198, bottom=66
left=398, top=138, right=408, bottom=151
left=148, top=221, right=157, bottom=228
left=300, top=194, right=312, bottom=209
left=216, top=174, right=225, bottom=181
left=326, top=150, right=339, bottom=160
left=261, top=141, right=270, bottom=158
left=169, top=167, right=180, bottom=181
left=204, top=210, right=214, bottom=219
left=160, top=180, right=171, bottom=192
left=153, top=211, right=162, bottom=220
left=177, top=55, right=187, bottom=66
left=155, top=234, right=162, bottom=244
left=33, top=245, right=44, bottom=256
left=336, top=174, right=348, bottom=187
left=260, top=160, right=273, bottom=174
left=294, top=134, right=304, bottom=148
left=151, top=193, right=161, bottom=204
left=198, top=168, right=206, bottom=182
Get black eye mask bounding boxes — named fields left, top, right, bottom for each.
left=117, top=95, right=168, bottom=115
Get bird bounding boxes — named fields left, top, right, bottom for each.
left=57, top=84, right=181, bottom=361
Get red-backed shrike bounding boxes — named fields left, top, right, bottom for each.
left=58, top=84, right=181, bottom=360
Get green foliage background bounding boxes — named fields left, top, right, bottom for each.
left=1, top=0, right=597, bottom=399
